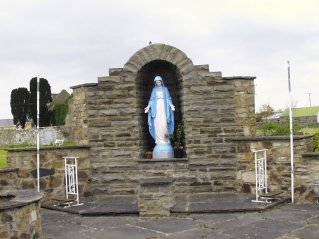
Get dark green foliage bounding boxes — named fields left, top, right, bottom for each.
left=259, top=120, right=302, bottom=136
left=167, top=123, right=185, bottom=149
left=313, top=132, right=319, bottom=152
left=259, top=121, right=280, bottom=135
left=10, top=87, right=30, bottom=128
left=174, top=123, right=185, bottom=149
left=51, top=102, right=69, bottom=125
left=48, top=92, right=71, bottom=126
left=29, top=77, right=52, bottom=127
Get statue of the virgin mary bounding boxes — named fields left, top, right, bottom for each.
left=145, top=76, right=175, bottom=158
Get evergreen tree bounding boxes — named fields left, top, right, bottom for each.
left=29, top=77, right=52, bottom=127
left=50, top=102, right=69, bottom=125
left=10, top=87, right=30, bottom=128
left=48, top=90, right=71, bottom=126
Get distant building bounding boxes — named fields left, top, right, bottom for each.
left=265, top=112, right=282, bottom=122
left=0, top=119, right=14, bottom=127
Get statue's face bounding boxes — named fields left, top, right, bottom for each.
left=155, top=80, right=162, bottom=86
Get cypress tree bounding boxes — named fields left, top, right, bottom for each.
left=29, top=77, right=52, bottom=127
left=10, top=87, right=30, bottom=128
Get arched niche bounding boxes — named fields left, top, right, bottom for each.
left=136, top=60, right=183, bottom=151
left=122, top=43, right=197, bottom=157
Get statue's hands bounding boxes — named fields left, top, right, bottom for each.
left=144, top=106, right=150, bottom=113
left=170, top=105, right=175, bottom=111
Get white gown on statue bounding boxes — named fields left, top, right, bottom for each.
left=154, top=90, right=170, bottom=145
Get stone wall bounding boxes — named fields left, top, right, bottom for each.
left=0, top=127, right=65, bottom=146
left=64, top=44, right=257, bottom=197
left=0, top=201, right=42, bottom=238
left=64, top=85, right=95, bottom=145
left=291, top=116, right=318, bottom=126
left=299, top=152, right=319, bottom=203
left=233, top=135, right=315, bottom=203
left=233, top=78, right=256, bottom=136
left=0, top=168, right=21, bottom=191
left=183, top=68, right=255, bottom=193
left=0, top=190, right=43, bottom=239
left=63, top=44, right=319, bottom=203
left=266, top=115, right=319, bottom=127
left=6, top=146, right=90, bottom=197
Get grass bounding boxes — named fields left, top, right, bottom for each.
left=297, top=107, right=319, bottom=117
left=0, top=150, right=7, bottom=167
left=282, top=106, right=319, bottom=117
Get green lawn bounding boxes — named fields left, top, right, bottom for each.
left=0, top=150, right=7, bottom=167
left=282, top=106, right=319, bottom=117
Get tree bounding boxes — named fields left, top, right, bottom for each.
left=29, top=77, right=52, bottom=127
left=10, top=88, right=30, bottom=128
left=256, top=104, right=274, bottom=122
left=54, top=103, right=69, bottom=125
left=48, top=90, right=71, bottom=126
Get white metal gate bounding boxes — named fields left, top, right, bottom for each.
left=251, top=149, right=269, bottom=203
left=64, top=156, right=82, bottom=206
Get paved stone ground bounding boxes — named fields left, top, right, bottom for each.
left=42, top=193, right=288, bottom=215
left=42, top=204, right=319, bottom=239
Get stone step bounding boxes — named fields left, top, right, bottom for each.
left=91, top=183, right=137, bottom=196
left=90, top=157, right=238, bottom=199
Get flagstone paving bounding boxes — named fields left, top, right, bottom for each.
left=42, top=204, right=319, bottom=239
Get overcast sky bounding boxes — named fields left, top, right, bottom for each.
left=1, top=0, right=319, bottom=119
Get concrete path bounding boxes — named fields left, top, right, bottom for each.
left=42, top=204, right=319, bottom=239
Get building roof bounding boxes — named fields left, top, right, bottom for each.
left=282, top=106, right=319, bottom=117
left=0, top=119, right=14, bottom=127
left=267, top=113, right=282, bottom=119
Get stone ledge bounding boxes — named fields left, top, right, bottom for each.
left=138, top=158, right=188, bottom=163
left=232, top=135, right=313, bottom=142
left=0, top=189, right=43, bottom=210
left=70, top=83, right=98, bottom=89
left=223, top=76, right=256, bottom=80
left=0, top=167, right=18, bottom=174
left=140, top=178, right=174, bottom=186
left=109, top=68, right=123, bottom=76
left=302, top=152, right=319, bottom=159
left=6, top=145, right=90, bottom=152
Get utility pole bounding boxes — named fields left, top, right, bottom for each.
left=305, top=93, right=312, bottom=107
left=37, top=76, right=40, bottom=192
left=287, top=61, right=294, bottom=204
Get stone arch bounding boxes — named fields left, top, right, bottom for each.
left=122, top=44, right=197, bottom=154
left=123, top=43, right=196, bottom=81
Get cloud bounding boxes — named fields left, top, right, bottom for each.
left=1, top=0, right=319, bottom=118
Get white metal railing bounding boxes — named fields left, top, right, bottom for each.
left=64, top=156, right=83, bottom=206
left=251, top=149, right=269, bottom=203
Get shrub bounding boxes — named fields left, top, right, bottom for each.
left=313, top=132, right=319, bottom=152
left=258, top=121, right=302, bottom=136
left=174, top=123, right=185, bottom=149
left=165, top=123, right=185, bottom=149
